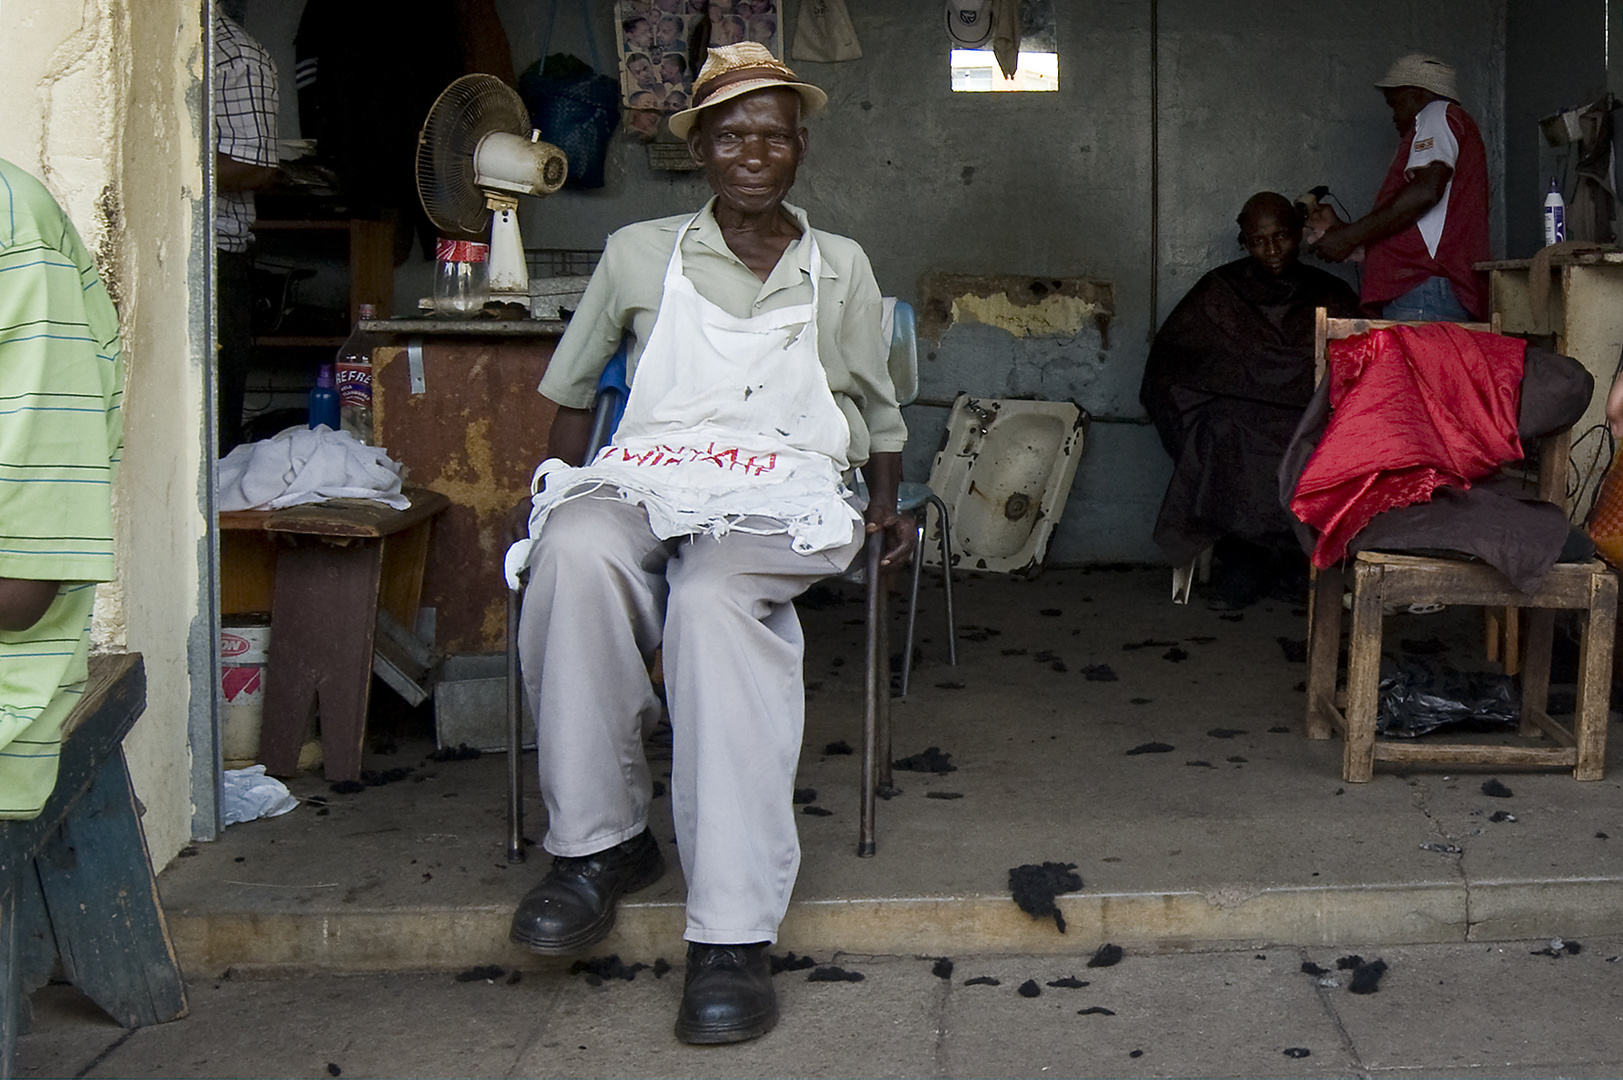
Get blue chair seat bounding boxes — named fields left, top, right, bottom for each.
left=896, top=482, right=933, bottom=514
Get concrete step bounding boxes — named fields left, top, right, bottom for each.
left=167, top=877, right=1623, bottom=974
left=164, top=572, right=1623, bottom=974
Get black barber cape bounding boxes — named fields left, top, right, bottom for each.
left=1141, top=257, right=1360, bottom=565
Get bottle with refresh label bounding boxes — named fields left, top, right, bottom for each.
left=337, top=302, right=378, bottom=444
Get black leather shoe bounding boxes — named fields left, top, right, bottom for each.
left=674, top=942, right=778, bottom=1044
left=509, top=828, right=664, bottom=955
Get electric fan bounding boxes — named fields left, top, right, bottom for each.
left=416, top=74, right=569, bottom=304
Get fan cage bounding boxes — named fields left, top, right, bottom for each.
left=417, top=75, right=532, bottom=237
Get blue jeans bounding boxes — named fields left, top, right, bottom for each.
left=1381, top=276, right=1473, bottom=322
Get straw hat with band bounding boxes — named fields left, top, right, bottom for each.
left=668, top=42, right=828, bottom=140
left=1373, top=53, right=1458, bottom=102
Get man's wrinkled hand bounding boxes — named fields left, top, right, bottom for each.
left=866, top=509, right=915, bottom=569
left=505, top=496, right=533, bottom=548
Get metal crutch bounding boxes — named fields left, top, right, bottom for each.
left=505, top=578, right=526, bottom=864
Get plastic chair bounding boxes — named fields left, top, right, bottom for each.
left=1301, top=310, right=1617, bottom=782
left=505, top=347, right=628, bottom=864
left=883, top=300, right=956, bottom=696
left=504, top=305, right=921, bottom=861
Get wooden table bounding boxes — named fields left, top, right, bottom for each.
left=1480, top=252, right=1623, bottom=519
left=219, top=489, right=449, bottom=782
left=1, top=655, right=186, bottom=1079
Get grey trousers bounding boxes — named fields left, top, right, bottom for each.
left=517, top=493, right=862, bottom=944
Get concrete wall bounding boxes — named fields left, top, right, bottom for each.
left=509, top=0, right=1509, bottom=564
left=1504, top=0, right=1606, bottom=258
left=0, top=0, right=210, bottom=864
left=238, top=0, right=1510, bottom=565
left=0, top=0, right=1528, bottom=862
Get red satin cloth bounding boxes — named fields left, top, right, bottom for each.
left=1290, top=323, right=1526, bottom=568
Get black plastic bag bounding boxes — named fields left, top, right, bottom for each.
left=1376, top=656, right=1520, bottom=738
left=519, top=53, right=620, bottom=190
left=518, top=0, right=619, bottom=190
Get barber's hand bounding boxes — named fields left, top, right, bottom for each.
left=504, top=496, right=534, bottom=547
left=865, top=506, right=916, bottom=570
left=1312, top=224, right=1359, bottom=263
left=1607, top=374, right=1623, bottom=440
left=1305, top=203, right=1342, bottom=233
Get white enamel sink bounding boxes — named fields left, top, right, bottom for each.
left=923, top=395, right=1087, bottom=575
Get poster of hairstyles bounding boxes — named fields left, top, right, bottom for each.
left=616, top=0, right=781, bottom=116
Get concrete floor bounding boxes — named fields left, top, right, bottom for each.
left=19, top=941, right=1623, bottom=1077
left=18, top=567, right=1623, bottom=1075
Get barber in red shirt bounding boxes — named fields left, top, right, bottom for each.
left=1316, top=54, right=1490, bottom=321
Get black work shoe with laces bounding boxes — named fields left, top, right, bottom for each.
left=509, top=828, right=664, bottom=955
left=674, top=941, right=778, bottom=1044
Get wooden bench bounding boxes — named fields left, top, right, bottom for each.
left=0, top=654, right=186, bottom=1078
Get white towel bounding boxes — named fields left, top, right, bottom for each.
left=220, top=765, right=299, bottom=825
left=218, top=425, right=410, bottom=512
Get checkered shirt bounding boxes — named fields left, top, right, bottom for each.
left=214, top=13, right=279, bottom=253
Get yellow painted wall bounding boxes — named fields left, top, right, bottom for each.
left=0, top=0, right=208, bottom=865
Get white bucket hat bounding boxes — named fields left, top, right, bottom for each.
left=945, top=0, right=992, bottom=48
left=1374, top=53, right=1458, bottom=101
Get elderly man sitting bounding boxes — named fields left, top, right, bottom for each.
left=1141, top=192, right=1360, bottom=608
left=504, top=43, right=911, bottom=1044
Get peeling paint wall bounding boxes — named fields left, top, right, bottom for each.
left=1, top=0, right=207, bottom=864
left=917, top=273, right=1113, bottom=341
left=492, top=0, right=1508, bottom=564
left=118, top=0, right=211, bottom=861
left=0, top=1, right=122, bottom=250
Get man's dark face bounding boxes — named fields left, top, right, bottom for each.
left=1382, top=86, right=1432, bottom=133
left=1239, top=209, right=1299, bottom=275
left=688, top=88, right=806, bottom=217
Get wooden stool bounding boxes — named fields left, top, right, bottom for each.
left=220, top=489, right=448, bottom=782
left=0, top=655, right=186, bottom=1078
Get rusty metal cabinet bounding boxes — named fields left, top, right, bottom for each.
left=367, top=321, right=566, bottom=653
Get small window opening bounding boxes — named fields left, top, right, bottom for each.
left=950, top=0, right=1057, bottom=93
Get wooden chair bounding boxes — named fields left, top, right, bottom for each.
left=1302, top=311, right=1618, bottom=782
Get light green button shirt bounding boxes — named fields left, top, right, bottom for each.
left=0, top=158, right=125, bottom=819
left=539, top=198, right=905, bottom=466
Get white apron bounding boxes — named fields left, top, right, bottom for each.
left=505, top=210, right=860, bottom=586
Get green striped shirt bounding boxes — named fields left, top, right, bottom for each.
left=0, top=157, right=124, bottom=818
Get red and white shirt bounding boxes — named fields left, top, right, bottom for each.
left=1361, top=100, right=1491, bottom=319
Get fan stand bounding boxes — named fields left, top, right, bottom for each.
left=486, top=193, right=528, bottom=303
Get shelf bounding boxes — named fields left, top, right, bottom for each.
left=359, top=318, right=567, bottom=338
left=251, top=218, right=395, bottom=324
left=254, top=335, right=348, bottom=348
left=256, top=219, right=371, bottom=232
